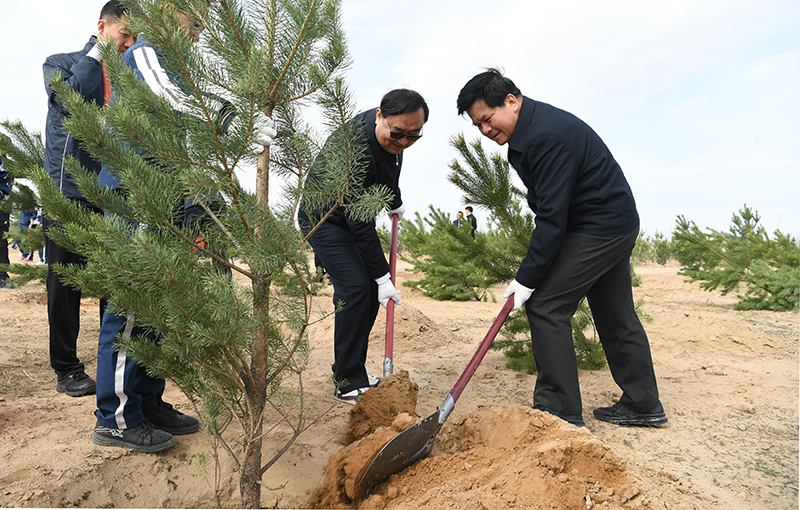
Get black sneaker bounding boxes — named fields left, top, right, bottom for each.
left=143, top=401, right=200, bottom=435
left=56, top=372, right=97, bottom=397
left=593, top=402, right=668, bottom=427
left=92, top=420, right=176, bottom=453
left=0, top=278, right=14, bottom=289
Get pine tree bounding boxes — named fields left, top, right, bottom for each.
left=28, top=0, right=383, bottom=507
left=0, top=121, right=48, bottom=285
left=674, top=205, right=799, bottom=311
left=400, top=206, right=491, bottom=301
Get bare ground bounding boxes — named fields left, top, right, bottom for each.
left=0, top=260, right=797, bottom=509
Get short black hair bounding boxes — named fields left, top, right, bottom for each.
left=465, top=206, right=473, bottom=213
left=380, top=89, right=429, bottom=123
left=100, top=0, right=128, bottom=21
left=457, top=67, right=521, bottom=116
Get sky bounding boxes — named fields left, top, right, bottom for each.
left=1, top=0, right=798, bottom=238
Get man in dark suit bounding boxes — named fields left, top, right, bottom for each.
left=457, top=68, right=666, bottom=428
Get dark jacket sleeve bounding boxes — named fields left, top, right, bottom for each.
left=43, top=40, right=104, bottom=205
left=0, top=155, right=10, bottom=197
left=515, top=134, right=579, bottom=289
left=43, top=46, right=103, bottom=121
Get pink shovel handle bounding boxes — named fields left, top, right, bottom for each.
left=384, top=214, right=400, bottom=371
left=448, top=296, right=514, bottom=403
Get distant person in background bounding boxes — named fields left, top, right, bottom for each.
left=42, top=0, right=135, bottom=397
left=453, top=211, right=463, bottom=227
left=457, top=67, right=666, bottom=428
left=0, top=154, right=13, bottom=289
left=464, top=206, right=477, bottom=238
left=17, top=209, right=37, bottom=262
left=33, top=209, right=46, bottom=264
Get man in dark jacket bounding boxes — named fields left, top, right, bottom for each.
left=42, top=1, right=135, bottom=397
left=457, top=68, right=666, bottom=428
left=464, top=205, right=477, bottom=238
left=299, top=89, right=428, bottom=404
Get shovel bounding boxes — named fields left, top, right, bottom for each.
left=360, top=295, right=515, bottom=491
left=383, top=213, right=400, bottom=377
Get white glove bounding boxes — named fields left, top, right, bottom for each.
left=388, top=203, right=406, bottom=222
left=0, top=191, right=8, bottom=204
left=376, top=274, right=401, bottom=308
left=503, top=279, right=534, bottom=311
left=251, top=112, right=277, bottom=153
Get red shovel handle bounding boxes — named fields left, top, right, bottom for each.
left=102, top=62, right=112, bottom=107
left=384, top=214, right=400, bottom=375
left=448, top=296, right=514, bottom=403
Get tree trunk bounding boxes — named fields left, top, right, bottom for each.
left=238, top=148, right=272, bottom=508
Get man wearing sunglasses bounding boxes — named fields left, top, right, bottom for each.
left=299, top=88, right=428, bottom=404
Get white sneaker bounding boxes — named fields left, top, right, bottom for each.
left=333, top=386, right=372, bottom=405
left=367, top=372, right=381, bottom=387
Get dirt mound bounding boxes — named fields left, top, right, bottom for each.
left=364, top=404, right=637, bottom=510
left=368, top=300, right=464, bottom=355
left=308, top=413, right=417, bottom=508
left=312, top=391, right=641, bottom=510
left=345, top=370, right=419, bottom=444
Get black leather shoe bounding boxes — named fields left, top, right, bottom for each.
left=143, top=401, right=200, bottom=435
left=56, top=372, right=97, bottom=397
left=593, top=402, right=668, bottom=427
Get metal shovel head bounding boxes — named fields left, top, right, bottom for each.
left=358, top=409, right=440, bottom=490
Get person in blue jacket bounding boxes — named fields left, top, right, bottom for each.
left=17, top=209, right=37, bottom=262
left=42, top=0, right=135, bottom=398
left=457, top=68, right=667, bottom=429
left=91, top=2, right=276, bottom=453
left=298, top=89, right=428, bottom=405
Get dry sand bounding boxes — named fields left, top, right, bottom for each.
left=0, top=260, right=797, bottom=509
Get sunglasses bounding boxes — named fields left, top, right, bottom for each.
left=384, top=118, right=423, bottom=142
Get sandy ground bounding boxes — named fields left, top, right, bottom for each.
left=0, top=260, right=797, bottom=509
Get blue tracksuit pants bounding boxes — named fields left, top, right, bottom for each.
left=95, top=310, right=164, bottom=429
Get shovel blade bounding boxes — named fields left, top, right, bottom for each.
left=358, top=409, right=440, bottom=490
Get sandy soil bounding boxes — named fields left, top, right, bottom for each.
left=0, top=260, right=797, bottom=509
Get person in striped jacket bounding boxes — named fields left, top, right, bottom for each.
left=91, top=2, right=276, bottom=453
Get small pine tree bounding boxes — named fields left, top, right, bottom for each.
left=27, top=1, right=381, bottom=507
left=400, top=206, right=491, bottom=301
left=0, top=121, right=47, bottom=285
left=673, top=205, right=799, bottom=311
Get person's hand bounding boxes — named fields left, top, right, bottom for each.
left=388, top=203, right=406, bottom=222
left=503, top=279, right=534, bottom=311
left=0, top=191, right=8, bottom=205
left=377, top=278, right=401, bottom=308
left=251, top=112, right=277, bottom=154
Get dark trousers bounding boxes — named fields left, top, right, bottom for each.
left=526, top=229, right=661, bottom=425
left=0, top=211, right=10, bottom=279
left=299, top=211, right=380, bottom=393
left=44, top=213, right=107, bottom=379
